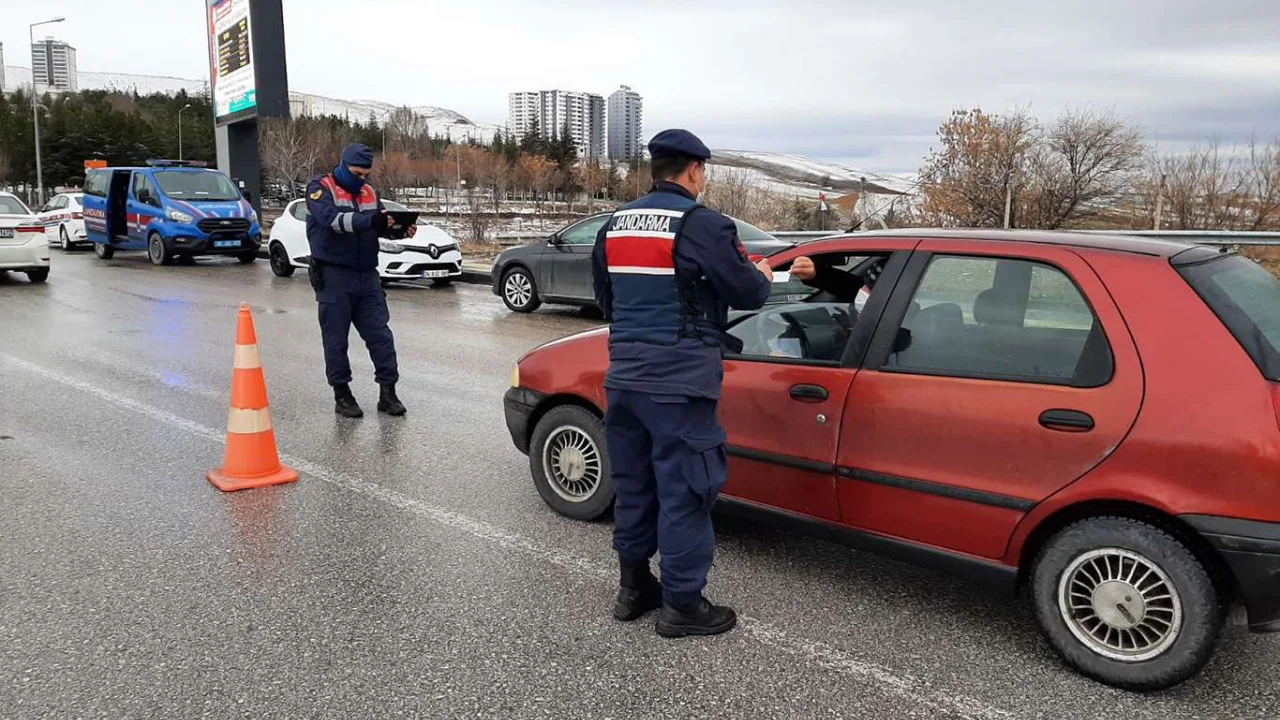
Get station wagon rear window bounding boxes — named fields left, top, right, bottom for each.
left=1178, top=253, right=1280, bottom=380
left=154, top=171, right=243, bottom=201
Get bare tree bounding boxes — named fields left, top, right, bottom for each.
left=386, top=106, right=432, bottom=156
left=920, top=108, right=1037, bottom=227
left=260, top=117, right=323, bottom=199
left=575, top=161, right=608, bottom=214
left=1246, top=139, right=1280, bottom=230
left=703, top=166, right=755, bottom=219
left=1024, top=109, right=1146, bottom=228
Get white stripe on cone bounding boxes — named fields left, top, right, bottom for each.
left=227, top=407, right=273, bottom=434
left=233, top=344, right=261, bottom=370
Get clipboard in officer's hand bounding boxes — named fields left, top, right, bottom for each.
left=385, top=211, right=420, bottom=240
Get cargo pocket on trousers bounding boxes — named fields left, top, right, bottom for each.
left=683, top=431, right=728, bottom=511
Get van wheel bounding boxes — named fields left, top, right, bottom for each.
left=269, top=242, right=295, bottom=277
left=529, top=405, right=612, bottom=521
left=1031, top=517, right=1224, bottom=691
left=94, top=242, right=115, bottom=260
left=148, top=233, right=172, bottom=266
left=26, top=269, right=49, bottom=284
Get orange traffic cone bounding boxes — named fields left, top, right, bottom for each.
left=207, top=303, right=299, bottom=492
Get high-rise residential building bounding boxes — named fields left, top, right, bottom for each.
left=31, top=37, right=78, bottom=92
left=607, top=86, right=643, bottom=162
left=507, top=90, right=605, bottom=160
left=0, top=44, right=6, bottom=93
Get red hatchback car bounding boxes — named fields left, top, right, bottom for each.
left=503, top=229, right=1280, bottom=691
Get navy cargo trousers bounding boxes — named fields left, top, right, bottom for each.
left=314, top=265, right=399, bottom=387
left=605, top=388, right=729, bottom=606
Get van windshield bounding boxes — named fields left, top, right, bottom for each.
left=1179, top=254, right=1280, bottom=380
left=154, top=171, right=243, bottom=201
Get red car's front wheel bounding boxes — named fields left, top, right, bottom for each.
left=529, top=405, right=613, bottom=520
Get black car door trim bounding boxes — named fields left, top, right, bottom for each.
left=726, top=445, right=835, bottom=474
left=726, top=445, right=1036, bottom=512
left=838, top=467, right=1036, bottom=512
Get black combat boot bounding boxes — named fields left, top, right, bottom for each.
left=377, top=383, right=407, bottom=416
left=613, top=562, right=663, bottom=622
left=334, top=383, right=364, bottom=418
left=655, top=596, right=738, bottom=638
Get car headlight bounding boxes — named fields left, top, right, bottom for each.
left=511, top=365, right=520, bottom=388
left=167, top=209, right=195, bottom=224
left=379, top=239, right=406, bottom=253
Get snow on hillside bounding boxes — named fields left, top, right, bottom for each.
left=288, top=92, right=501, bottom=144
left=5, top=66, right=206, bottom=95
left=710, top=150, right=916, bottom=196
left=3, top=66, right=499, bottom=143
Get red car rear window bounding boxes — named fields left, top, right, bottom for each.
left=1177, top=252, right=1280, bottom=380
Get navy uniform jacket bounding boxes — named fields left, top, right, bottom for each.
left=591, top=181, right=772, bottom=399
left=305, top=173, right=385, bottom=271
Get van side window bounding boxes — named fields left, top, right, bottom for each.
left=133, top=174, right=159, bottom=206
left=884, top=255, right=1113, bottom=387
left=85, top=172, right=108, bottom=198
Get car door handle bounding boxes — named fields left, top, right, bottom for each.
left=789, top=384, right=829, bottom=403
left=1039, top=409, right=1095, bottom=432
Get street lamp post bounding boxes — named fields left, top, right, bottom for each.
left=178, top=103, right=192, bottom=160
left=30, top=16, right=66, bottom=208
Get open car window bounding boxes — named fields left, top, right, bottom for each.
left=728, top=252, right=893, bottom=365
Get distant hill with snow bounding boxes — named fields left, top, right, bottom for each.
left=3, top=66, right=911, bottom=194
left=3, top=66, right=499, bottom=143
left=709, top=150, right=915, bottom=198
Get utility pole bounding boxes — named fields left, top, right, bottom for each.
left=1004, top=184, right=1013, bottom=229
left=178, top=103, right=192, bottom=160
left=1153, top=173, right=1166, bottom=231
left=29, top=17, right=66, bottom=208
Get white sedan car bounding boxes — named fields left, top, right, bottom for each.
left=268, top=198, right=464, bottom=285
left=0, top=192, right=50, bottom=283
left=38, top=192, right=88, bottom=250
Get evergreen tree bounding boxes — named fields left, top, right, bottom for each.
left=520, top=117, right=542, bottom=156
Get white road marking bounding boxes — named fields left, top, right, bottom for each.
left=1, top=352, right=1012, bottom=720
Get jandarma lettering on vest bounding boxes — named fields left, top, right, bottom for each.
left=611, top=213, right=674, bottom=234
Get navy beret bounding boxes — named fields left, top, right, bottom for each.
left=341, top=143, right=375, bottom=169
left=648, top=129, right=711, bottom=161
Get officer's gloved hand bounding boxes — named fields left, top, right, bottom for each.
left=369, top=210, right=392, bottom=234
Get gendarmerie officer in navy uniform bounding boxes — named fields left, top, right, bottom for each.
left=591, top=129, right=773, bottom=638
left=305, top=144, right=410, bottom=418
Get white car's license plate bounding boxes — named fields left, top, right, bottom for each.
left=214, top=240, right=239, bottom=248
left=0, top=229, right=13, bottom=239
left=422, top=269, right=449, bottom=278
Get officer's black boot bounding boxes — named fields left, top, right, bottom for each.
left=655, top=596, right=738, bottom=638
left=334, top=384, right=364, bottom=418
left=377, top=383, right=407, bottom=416
left=613, top=562, right=663, bottom=621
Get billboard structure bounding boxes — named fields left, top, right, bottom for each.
left=206, top=0, right=289, bottom=213
left=209, top=0, right=257, bottom=123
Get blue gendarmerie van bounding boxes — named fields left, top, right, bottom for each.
left=82, top=160, right=262, bottom=265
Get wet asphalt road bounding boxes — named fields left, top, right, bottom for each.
left=1, top=251, right=1278, bottom=720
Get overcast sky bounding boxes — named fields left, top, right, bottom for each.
left=6, top=0, right=1279, bottom=172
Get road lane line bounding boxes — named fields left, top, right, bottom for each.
left=0, top=352, right=1012, bottom=720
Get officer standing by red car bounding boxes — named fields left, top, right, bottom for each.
left=305, top=143, right=411, bottom=419
left=591, top=129, right=773, bottom=637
